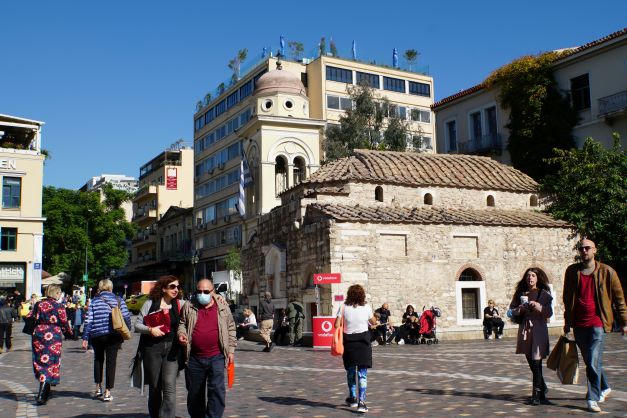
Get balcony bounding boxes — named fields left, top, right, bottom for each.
left=458, top=133, right=502, bottom=155
left=133, top=207, right=157, bottom=222
left=598, top=90, right=627, bottom=118
left=133, top=184, right=158, bottom=202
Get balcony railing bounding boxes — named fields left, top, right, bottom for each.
left=598, top=90, right=627, bottom=117
left=458, top=133, right=502, bottom=154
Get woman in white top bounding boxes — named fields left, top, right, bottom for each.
left=236, top=308, right=257, bottom=340
left=334, top=284, right=377, bottom=413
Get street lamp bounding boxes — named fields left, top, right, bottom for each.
left=191, top=252, right=199, bottom=293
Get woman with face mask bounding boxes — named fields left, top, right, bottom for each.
left=135, top=275, right=186, bottom=418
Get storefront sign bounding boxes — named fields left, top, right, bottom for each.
left=166, top=167, right=177, bottom=190
left=0, top=264, right=25, bottom=287
left=0, top=159, right=17, bottom=170
left=313, top=273, right=341, bottom=285
left=312, top=316, right=335, bottom=349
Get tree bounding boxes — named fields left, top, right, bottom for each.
left=43, top=185, right=135, bottom=288
left=228, top=48, right=248, bottom=82
left=323, top=81, right=412, bottom=161
left=404, top=49, right=419, bottom=70
left=319, top=37, right=326, bottom=56
left=287, top=41, right=304, bottom=60
left=329, top=39, right=338, bottom=57
left=541, top=134, right=626, bottom=273
left=485, top=52, right=579, bottom=181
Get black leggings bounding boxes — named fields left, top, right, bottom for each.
left=91, top=333, right=123, bottom=389
left=526, top=356, right=546, bottom=393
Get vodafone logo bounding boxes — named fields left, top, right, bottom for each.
left=321, top=320, right=333, bottom=333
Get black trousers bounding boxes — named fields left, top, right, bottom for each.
left=484, top=318, right=505, bottom=335
left=0, top=323, right=12, bottom=349
left=91, top=333, right=123, bottom=389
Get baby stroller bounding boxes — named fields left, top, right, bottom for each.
left=418, top=306, right=442, bottom=345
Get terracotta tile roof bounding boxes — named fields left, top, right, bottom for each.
left=307, top=203, right=570, bottom=228
left=302, top=150, right=537, bottom=192
left=432, top=28, right=627, bottom=109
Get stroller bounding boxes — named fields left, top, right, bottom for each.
left=418, top=306, right=442, bottom=345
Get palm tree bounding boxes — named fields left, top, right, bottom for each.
left=228, top=48, right=248, bottom=81
left=404, top=49, right=420, bottom=71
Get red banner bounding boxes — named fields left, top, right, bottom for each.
left=313, top=273, right=341, bottom=285
left=166, top=168, right=177, bottom=190
left=312, top=316, right=335, bottom=349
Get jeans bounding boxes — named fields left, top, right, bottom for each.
left=186, top=354, right=225, bottom=418
left=91, top=333, right=123, bottom=389
left=574, top=326, right=609, bottom=401
left=143, top=340, right=179, bottom=418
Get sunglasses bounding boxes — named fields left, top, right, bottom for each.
left=196, top=289, right=214, bottom=294
left=578, top=246, right=594, bottom=252
left=166, top=284, right=181, bottom=290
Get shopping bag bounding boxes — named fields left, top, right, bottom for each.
left=331, top=307, right=344, bottom=356
left=227, top=360, right=235, bottom=389
left=546, top=335, right=565, bottom=371
left=547, top=335, right=579, bottom=384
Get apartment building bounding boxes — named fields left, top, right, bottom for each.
left=79, top=174, right=138, bottom=222
left=433, top=29, right=627, bottom=162
left=0, top=114, right=45, bottom=297
left=193, top=54, right=435, bottom=278
left=129, top=147, right=193, bottom=275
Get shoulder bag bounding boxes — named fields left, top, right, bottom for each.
left=111, top=297, right=132, bottom=340
left=22, top=302, right=38, bottom=335
left=331, top=306, right=344, bottom=356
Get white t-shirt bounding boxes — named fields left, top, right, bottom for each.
left=336, top=304, right=373, bottom=334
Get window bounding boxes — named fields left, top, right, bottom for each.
left=571, top=74, right=591, bottom=111
left=275, top=156, right=288, bottom=196
left=293, top=157, right=306, bottom=184
left=413, top=135, right=432, bottom=150
left=375, top=186, right=383, bottom=202
left=0, top=227, right=17, bottom=251
left=239, top=80, right=253, bottom=100
left=326, top=66, right=352, bottom=83
left=340, top=97, right=352, bottom=111
left=487, top=195, right=495, bottom=207
left=2, top=177, right=22, bottom=208
left=423, top=193, right=433, bottom=205
left=204, top=108, right=214, bottom=125
left=383, top=76, right=405, bottom=93
left=214, top=100, right=227, bottom=117
left=410, top=108, right=430, bottom=123
left=485, top=106, right=497, bottom=136
left=226, top=91, right=239, bottom=108
left=446, top=120, right=457, bottom=152
left=530, top=195, right=539, bottom=207
left=470, top=111, right=482, bottom=140
left=326, top=95, right=340, bottom=109
left=409, top=81, right=430, bottom=97
left=398, top=106, right=407, bottom=120
left=461, top=288, right=480, bottom=319
left=356, top=72, right=379, bottom=88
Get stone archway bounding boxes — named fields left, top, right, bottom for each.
left=264, top=243, right=286, bottom=298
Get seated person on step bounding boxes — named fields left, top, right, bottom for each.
left=483, top=299, right=504, bottom=339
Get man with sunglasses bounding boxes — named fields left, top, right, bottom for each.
left=178, top=278, right=236, bottom=418
left=563, top=238, right=627, bottom=413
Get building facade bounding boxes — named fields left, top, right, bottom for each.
left=433, top=29, right=627, bottom=162
left=0, top=114, right=46, bottom=297
left=80, top=174, right=138, bottom=222
left=241, top=150, right=576, bottom=337
left=193, top=54, right=435, bottom=279
left=129, top=147, right=194, bottom=276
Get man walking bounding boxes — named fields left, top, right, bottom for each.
left=563, top=238, right=627, bottom=413
left=258, top=292, right=275, bottom=352
left=0, top=298, right=18, bottom=353
left=178, top=278, right=236, bottom=418
left=286, top=299, right=305, bottom=346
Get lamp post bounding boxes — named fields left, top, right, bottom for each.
left=191, top=252, right=199, bottom=293
left=83, top=218, right=89, bottom=286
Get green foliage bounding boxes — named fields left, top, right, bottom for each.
left=319, top=37, right=326, bottom=55
left=485, top=52, right=579, bottom=181
left=287, top=41, right=304, bottom=60
left=403, top=49, right=419, bottom=70
left=541, top=134, right=626, bottom=269
left=329, top=39, right=338, bottom=57
left=225, top=248, right=241, bottom=273
left=42, top=186, right=135, bottom=288
left=228, top=48, right=248, bottom=81
left=323, top=81, right=412, bottom=161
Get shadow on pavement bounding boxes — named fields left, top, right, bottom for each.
left=0, top=390, right=16, bottom=401
left=72, top=415, right=148, bottom=418
left=51, top=390, right=93, bottom=400
left=259, top=396, right=344, bottom=411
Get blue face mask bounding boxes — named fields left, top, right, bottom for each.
left=197, top=293, right=212, bottom=305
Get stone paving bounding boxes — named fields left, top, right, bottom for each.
left=0, top=321, right=625, bottom=418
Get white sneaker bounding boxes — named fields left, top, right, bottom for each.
left=587, top=400, right=601, bottom=412
left=397, top=339, right=405, bottom=345
left=371, top=341, right=378, bottom=346
left=599, top=388, right=611, bottom=403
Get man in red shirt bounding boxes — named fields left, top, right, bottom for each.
left=178, top=278, right=236, bottom=418
left=563, top=238, right=627, bottom=413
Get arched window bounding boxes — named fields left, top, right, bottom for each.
left=275, top=156, right=287, bottom=196
left=293, top=157, right=306, bottom=185
left=487, top=195, right=495, bottom=207
left=375, top=186, right=383, bottom=202
left=424, top=193, right=433, bottom=205
left=530, top=195, right=538, bottom=207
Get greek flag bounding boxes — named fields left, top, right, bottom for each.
left=280, top=35, right=285, bottom=57
left=238, top=153, right=253, bottom=217
left=352, top=40, right=356, bottom=60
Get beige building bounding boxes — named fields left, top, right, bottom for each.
left=79, top=174, right=138, bottom=222
left=193, top=54, right=435, bottom=278
left=129, top=147, right=194, bottom=274
left=241, top=150, right=576, bottom=338
left=433, top=28, right=627, bottom=161
left=0, top=114, right=45, bottom=297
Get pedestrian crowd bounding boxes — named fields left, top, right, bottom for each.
left=12, top=237, right=627, bottom=416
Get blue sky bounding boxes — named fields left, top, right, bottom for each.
left=2, top=1, right=625, bottom=189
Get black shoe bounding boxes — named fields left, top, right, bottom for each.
left=357, top=401, right=368, bottom=413
left=530, top=389, right=541, bottom=406
left=267, top=342, right=274, bottom=352
left=262, top=346, right=269, bottom=352
left=345, top=397, right=358, bottom=407
left=36, top=382, right=45, bottom=405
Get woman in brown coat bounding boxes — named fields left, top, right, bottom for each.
left=509, top=268, right=553, bottom=405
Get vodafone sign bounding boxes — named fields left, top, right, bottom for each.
left=312, top=316, right=335, bottom=349
left=313, top=273, right=341, bottom=285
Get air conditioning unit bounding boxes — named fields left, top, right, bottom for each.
left=211, top=218, right=217, bottom=225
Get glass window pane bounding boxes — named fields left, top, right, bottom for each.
left=327, top=95, right=340, bottom=109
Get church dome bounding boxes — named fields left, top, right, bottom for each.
left=253, top=61, right=306, bottom=96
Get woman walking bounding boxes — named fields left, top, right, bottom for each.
left=82, top=279, right=131, bottom=402
left=135, top=275, right=186, bottom=418
left=334, top=284, right=377, bottom=413
left=29, top=284, right=72, bottom=405
left=509, top=268, right=553, bottom=405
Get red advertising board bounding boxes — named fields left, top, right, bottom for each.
left=312, top=316, right=335, bottom=349
left=166, top=167, right=178, bottom=190
left=313, top=273, right=341, bottom=285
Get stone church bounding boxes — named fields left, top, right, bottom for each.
left=241, top=150, right=576, bottom=339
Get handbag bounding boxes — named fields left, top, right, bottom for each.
left=111, top=297, right=132, bottom=340
left=22, top=302, right=38, bottom=335
left=331, top=306, right=344, bottom=356
left=547, top=335, right=579, bottom=384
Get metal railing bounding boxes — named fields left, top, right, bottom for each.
left=458, top=133, right=502, bottom=154
left=598, top=90, right=627, bottom=117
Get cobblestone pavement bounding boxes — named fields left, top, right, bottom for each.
left=0, top=322, right=625, bottom=418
